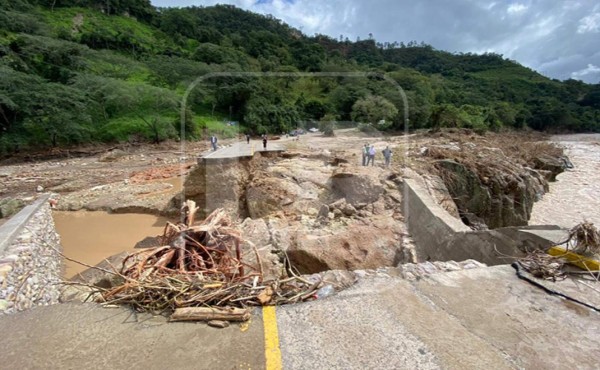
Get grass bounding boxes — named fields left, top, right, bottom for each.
left=195, top=115, right=242, bottom=139
left=99, top=113, right=180, bottom=143
left=85, top=49, right=152, bottom=81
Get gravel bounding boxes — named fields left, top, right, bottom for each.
left=0, top=203, right=62, bottom=315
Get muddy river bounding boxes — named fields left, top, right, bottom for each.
left=53, top=211, right=168, bottom=278
left=530, top=134, right=600, bottom=228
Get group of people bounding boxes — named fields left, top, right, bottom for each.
left=362, top=143, right=393, bottom=167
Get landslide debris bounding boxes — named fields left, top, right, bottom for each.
left=181, top=149, right=414, bottom=274
left=415, top=130, right=571, bottom=229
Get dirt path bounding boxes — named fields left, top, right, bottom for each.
left=530, top=134, right=600, bottom=228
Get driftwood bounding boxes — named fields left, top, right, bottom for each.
left=89, top=201, right=324, bottom=317
left=517, top=250, right=566, bottom=281
left=170, top=307, right=251, bottom=322
left=564, top=221, right=600, bottom=256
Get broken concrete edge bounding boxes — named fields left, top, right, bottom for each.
left=402, top=177, right=568, bottom=265
left=64, top=259, right=489, bottom=306
left=0, top=194, right=51, bottom=255
left=198, top=149, right=286, bottom=164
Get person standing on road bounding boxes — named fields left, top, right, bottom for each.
left=246, top=133, right=250, bottom=144
left=382, top=146, right=393, bottom=167
left=210, top=135, right=218, bottom=151
left=368, top=145, right=376, bottom=166
left=362, top=143, right=369, bottom=166
left=262, top=135, right=268, bottom=150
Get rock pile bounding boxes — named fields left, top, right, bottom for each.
left=0, top=202, right=62, bottom=314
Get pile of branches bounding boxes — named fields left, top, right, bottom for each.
left=565, top=221, right=600, bottom=256
left=517, top=250, right=566, bottom=281
left=95, top=201, right=321, bottom=313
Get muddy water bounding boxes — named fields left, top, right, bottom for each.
left=53, top=211, right=168, bottom=278
left=530, top=134, right=600, bottom=228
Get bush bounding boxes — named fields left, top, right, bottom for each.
left=319, top=121, right=335, bottom=137
left=319, top=114, right=336, bottom=137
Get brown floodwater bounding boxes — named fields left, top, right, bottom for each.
left=53, top=211, right=169, bottom=278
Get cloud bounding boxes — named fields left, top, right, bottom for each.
left=578, top=12, right=600, bottom=33
left=572, top=64, right=600, bottom=78
left=150, top=0, right=600, bottom=83
left=507, top=3, right=528, bottom=15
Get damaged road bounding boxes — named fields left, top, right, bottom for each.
left=1, top=264, right=598, bottom=369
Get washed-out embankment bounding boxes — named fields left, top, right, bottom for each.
left=0, top=143, right=574, bottom=314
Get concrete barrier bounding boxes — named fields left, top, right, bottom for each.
left=403, top=178, right=568, bottom=265
left=0, top=195, right=50, bottom=255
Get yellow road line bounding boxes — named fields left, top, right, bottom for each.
left=263, top=306, right=282, bottom=370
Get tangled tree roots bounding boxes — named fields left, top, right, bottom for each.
left=566, top=221, right=600, bottom=256
left=96, top=201, right=322, bottom=314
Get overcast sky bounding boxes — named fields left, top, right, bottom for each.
left=150, top=0, right=600, bottom=84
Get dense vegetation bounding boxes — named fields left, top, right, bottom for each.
left=1, top=0, right=599, bottom=155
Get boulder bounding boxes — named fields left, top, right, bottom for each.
left=317, top=204, right=329, bottom=219
left=134, top=236, right=162, bottom=249
left=328, top=198, right=356, bottom=217
left=245, top=158, right=333, bottom=220
left=240, top=218, right=284, bottom=280
left=287, top=223, right=403, bottom=274
left=245, top=177, right=287, bottom=219
left=331, top=166, right=384, bottom=206
left=0, top=198, right=25, bottom=219
left=533, top=155, right=568, bottom=181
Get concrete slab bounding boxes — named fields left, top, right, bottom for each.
left=202, top=141, right=284, bottom=161
left=518, top=228, right=569, bottom=245
left=277, top=278, right=511, bottom=370
left=0, top=303, right=265, bottom=370
left=1, top=266, right=598, bottom=369
left=415, top=266, right=600, bottom=370
left=276, top=265, right=599, bottom=369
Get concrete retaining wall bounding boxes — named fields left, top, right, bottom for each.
left=0, top=195, right=63, bottom=314
left=403, top=178, right=567, bottom=265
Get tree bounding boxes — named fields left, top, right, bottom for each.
left=244, top=97, right=300, bottom=134
left=351, top=95, right=398, bottom=125
left=134, top=86, right=179, bottom=143
left=319, top=114, right=336, bottom=137
left=0, top=66, right=92, bottom=148
left=146, top=55, right=211, bottom=89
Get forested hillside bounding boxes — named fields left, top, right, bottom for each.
left=1, top=0, right=599, bottom=155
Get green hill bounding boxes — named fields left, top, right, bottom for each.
left=1, top=0, right=599, bottom=155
